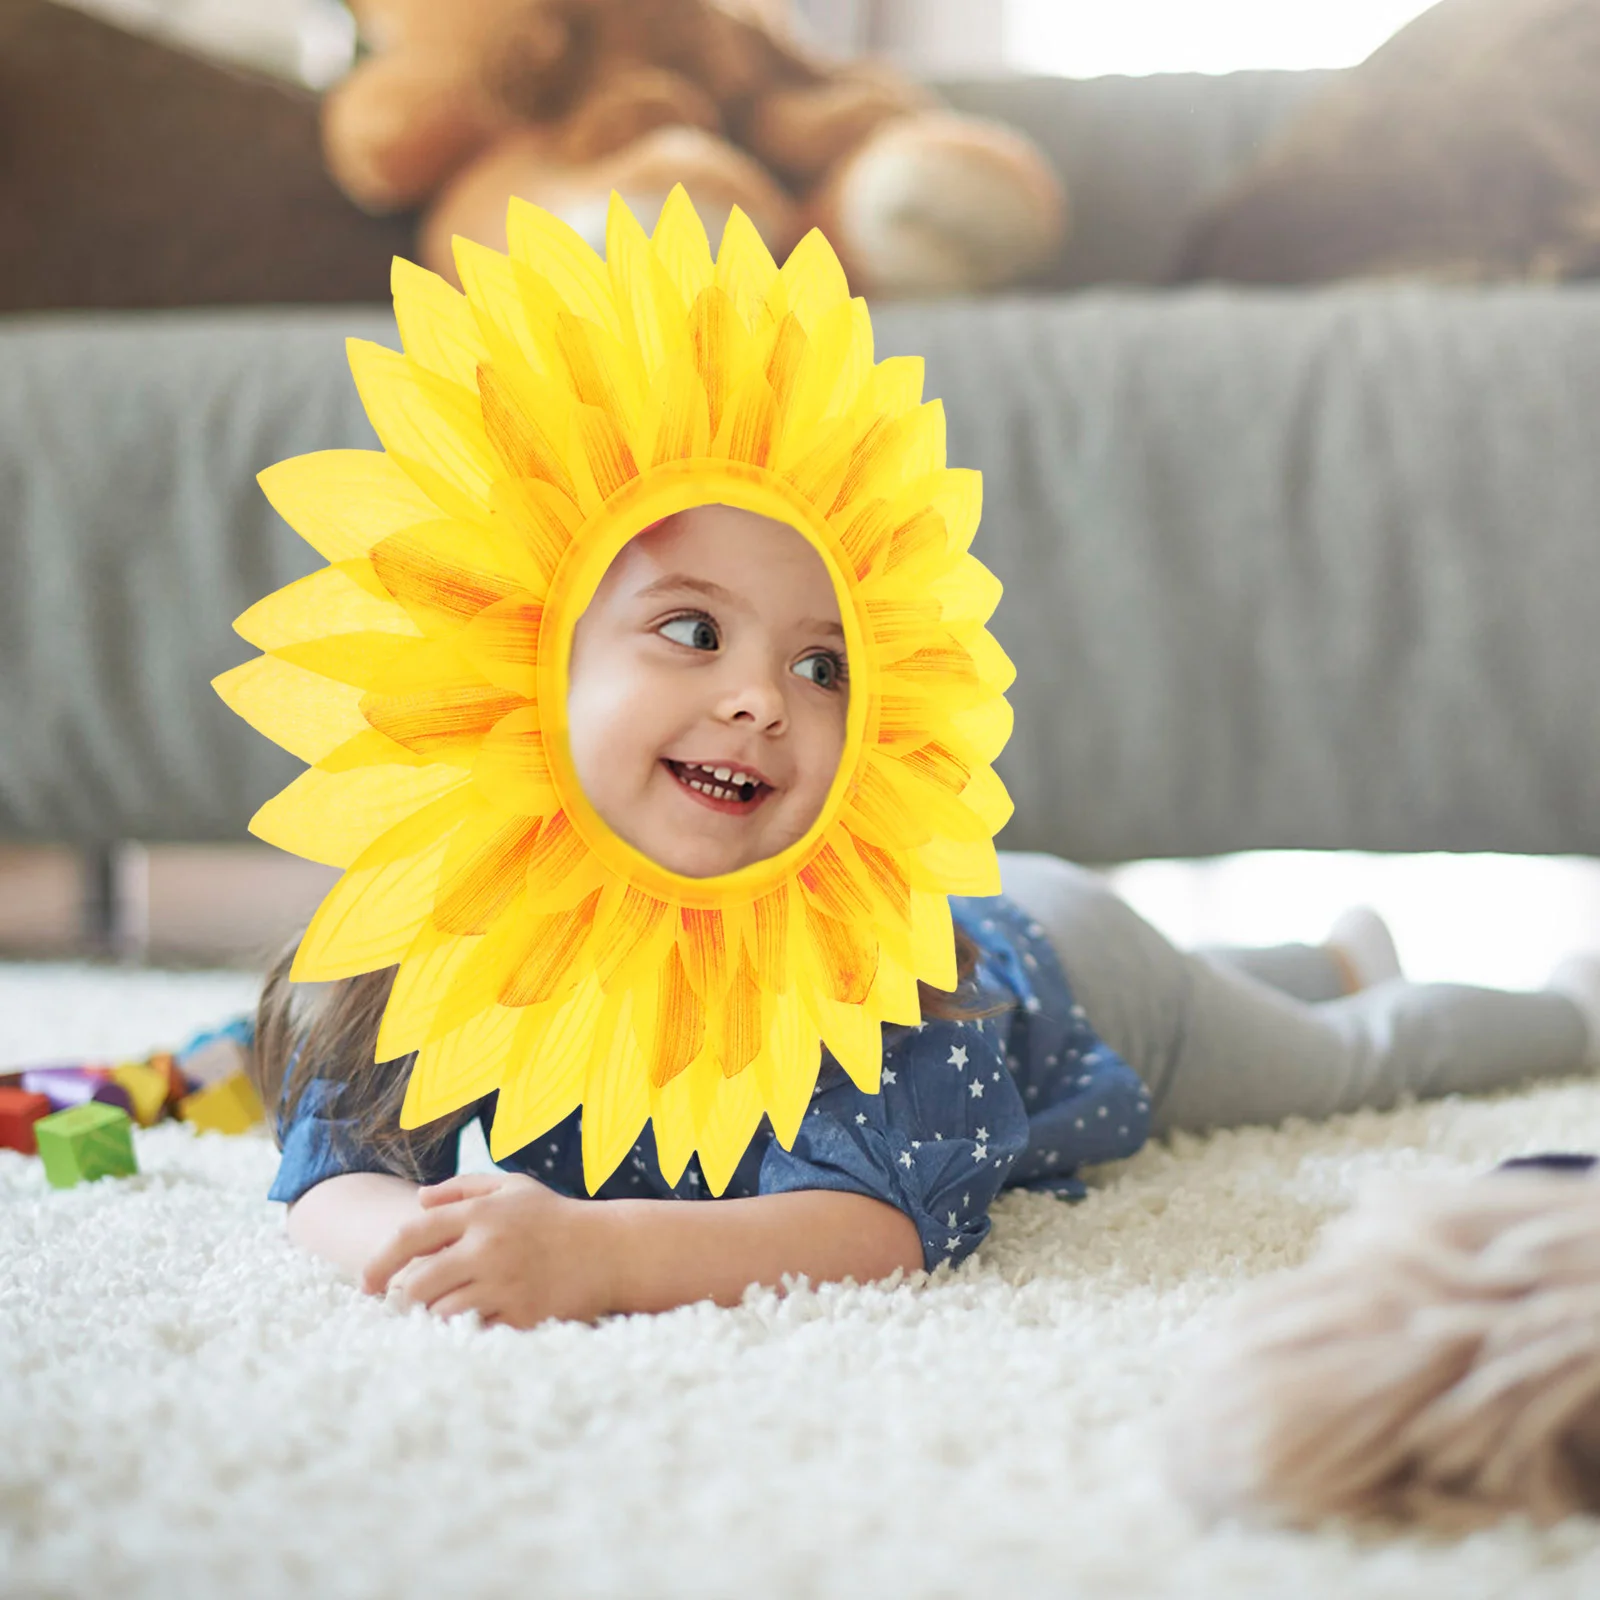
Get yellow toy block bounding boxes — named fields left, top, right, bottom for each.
left=110, top=1061, right=171, bottom=1127
left=178, top=1071, right=264, bottom=1135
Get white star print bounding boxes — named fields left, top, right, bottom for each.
left=912, top=1140, right=922, bottom=1149
left=944, top=1237, right=960, bottom=1252
left=968, top=1081, right=984, bottom=1099
left=898, top=1150, right=913, bottom=1169
left=855, top=1112, right=867, bottom=1126
left=948, top=1045, right=968, bottom=1069
left=963, top=1193, right=971, bottom=1206
left=882, top=1067, right=897, bottom=1085
left=975, top=1126, right=989, bottom=1140
left=946, top=1211, right=958, bottom=1227
left=1024, top=996, right=1041, bottom=1013
left=972, top=1145, right=989, bottom=1162
left=992, top=1071, right=1000, bottom=1081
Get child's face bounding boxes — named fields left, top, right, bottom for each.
left=566, top=505, right=850, bottom=879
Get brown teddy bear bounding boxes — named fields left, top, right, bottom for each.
left=321, top=0, right=1066, bottom=296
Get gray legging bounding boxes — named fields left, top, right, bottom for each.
left=997, top=853, right=1590, bottom=1135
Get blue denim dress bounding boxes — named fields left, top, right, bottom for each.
left=267, top=896, right=1152, bottom=1271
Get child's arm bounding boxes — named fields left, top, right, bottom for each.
left=358, top=1171, right=924, bottom=1326
left=285, top=1172, right=424, bottom=1281
left=602, top=1187, right=925, bottom=1314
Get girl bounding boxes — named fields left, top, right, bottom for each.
left=249, top=505, right=1600, bottom=1328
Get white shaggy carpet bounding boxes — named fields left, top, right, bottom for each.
left=6, top=962, right=1600, bottom=1600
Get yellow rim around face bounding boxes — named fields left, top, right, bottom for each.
left=214, top=188, right=1015, bottom=1194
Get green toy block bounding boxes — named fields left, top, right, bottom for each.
left=35, top=1102, right=138, bottom=1188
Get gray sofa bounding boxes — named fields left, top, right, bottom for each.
left=4, top=69, right=1599, bottom=865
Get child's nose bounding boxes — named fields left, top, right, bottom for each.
left=716, top=664, right=787, bottom=731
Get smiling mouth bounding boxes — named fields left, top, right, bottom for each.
left=664, top=760, right=773, bottom=813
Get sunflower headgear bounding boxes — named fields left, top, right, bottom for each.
left=215, top=188, right=1015, bottom=1195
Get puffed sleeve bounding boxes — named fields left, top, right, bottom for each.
left=266, top=1077, right=464, bottom=1205
left=758, top=1016, right=1029, bottom=1272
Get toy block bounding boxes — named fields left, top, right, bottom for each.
left=0, top=1087, right=53, bottom=1154
left=178, top=1018, right=254, bottom=1089
left=22, top=1065, right=133, bottom=1117
left=35, top=1102, right=138, bottom=1187
left=177, top=1071, right=264, bottom=1135
left=109, top=1061, right=171, bottom=1127
left=147, top=1052, right=191, bottom=1107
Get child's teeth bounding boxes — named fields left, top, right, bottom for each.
left=714, top=767, right=732, bottom=781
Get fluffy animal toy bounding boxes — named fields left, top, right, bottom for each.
left=1168, top=1159, right=1600, bottom=1531
left=321, top=0, right=1066, bottom=296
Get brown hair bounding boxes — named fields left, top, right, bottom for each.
left=251, top=926, right=998, bottom=1169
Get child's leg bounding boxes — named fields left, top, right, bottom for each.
left=1193, top=941, right=1348, bottom=1003
left=998, top=852, right=1590, bottom=1135
left=1199, top=907, right=1401, bottom=1002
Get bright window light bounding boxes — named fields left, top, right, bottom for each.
left=1005, top=0, right=1439, bottom=78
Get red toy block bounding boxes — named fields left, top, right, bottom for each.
left=0, top=1087, right=54, bottom=1154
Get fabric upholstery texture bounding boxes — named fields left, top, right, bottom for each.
left=3, top=72, right=1597, bottom=861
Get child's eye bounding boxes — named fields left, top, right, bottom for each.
left=659, top=614, right=719, bottom=651
left=793, top=651, right=847, bottom=691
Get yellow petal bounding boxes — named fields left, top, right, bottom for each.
left=807, top=989, right=882, bottom=1095
left=831, top=401, right=946, bottom=518
left=909, top=888, right=957, bottom=992
left=212, top=655, right=367, bottom=766
left=347, top=339, right=499, bottom=511
left=234, top=564, right=418, bottom=654
left=292, top=817, right=464, bottom=982
left=401, top=1002, right=523, bottom=1129
left=714, top=205, right=781, bottom=332
left=477, top=361, right=577, bottom=499
left=754, top=989, right=819, bottom=1148
left=648, top=353, right=712, bottom=468
left=471, top=705, right=556, bottom=813
left=489, top=978, right=605, bottom=1157
left=377, top=923, right=481, bottom=1061
left=607, top=191, right=689, bottom=379
left=487, top=478, right=583, bottom=592
left=258, top=450, right=442, bottom=565
left=361, top=682, right=524, bottom=763
left=270, top=632, right=424, bottom=691
left=433, top=814, right=543, bottom=937
left=959, top=763, right=1014, bottom=837
left=777, top=227, right=851, bottom=336
left=392, top=256, right=487, bottom=390
left=505, top=198, right=624, bottom=341
left=858, top=355, right=925, bottom=421
left=250, top=763, right=470, bottom=869
left=652, top=185, right=715, bottom=312
left=927, top=556, right=1003, bottom=630
left=568, top=403, right=640, bottom=511
left=499, top=888, right=603, bottom=1006
left=580, top=992, right=651, bottom=1192
left=909, top=835, right=1002, bottom=897
left=369, top=523, right=531, bottom=632
left=647, top=1061, right=696, bottom=1187
left=695, top=1064, right=764, bottom=1198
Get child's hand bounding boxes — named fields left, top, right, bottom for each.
left=359, top=1172, right=612, bottom=1329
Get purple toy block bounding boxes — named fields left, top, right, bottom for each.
left=22, top=1066, right=133, bottom=1117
